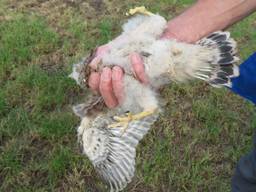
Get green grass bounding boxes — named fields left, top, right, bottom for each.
left=0, top=0, right=255, bottom=191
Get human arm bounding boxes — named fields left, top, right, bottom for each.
left=162, top=0, right=256, bottom=42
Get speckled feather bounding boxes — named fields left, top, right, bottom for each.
left=77, top=114, right=158, bottom=192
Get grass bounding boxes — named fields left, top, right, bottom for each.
left=0, top=0, right=255, bottom=191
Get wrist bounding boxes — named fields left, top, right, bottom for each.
left=161, top=19, right=201, bottom=43
left=161, top=1, right=206, bottom=43
left=162, top=0, right=256, bottom=44
left=160, top=29, right=180, bottom=41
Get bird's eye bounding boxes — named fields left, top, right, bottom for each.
left=140, top=51, right=151, bottom=57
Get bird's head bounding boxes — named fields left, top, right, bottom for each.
left=69, top=49, right=96, bottom=89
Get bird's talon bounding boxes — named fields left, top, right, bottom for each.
left=108, top=109, right=157, bottom=134
left=113, top=116, right=130, bottom=122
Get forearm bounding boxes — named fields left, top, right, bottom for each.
left=163, top=0, right=256, bottom=43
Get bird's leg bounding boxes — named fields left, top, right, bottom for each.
left=108, top=109, right=157, bottom=134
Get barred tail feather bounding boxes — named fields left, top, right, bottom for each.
left=197, top=31, right=239, bottom=88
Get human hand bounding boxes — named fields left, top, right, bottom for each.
left=87, top=21, right=188, bottom=109
left=88, top=9, right=199, bottom=109
left=88, top=45, right=148, bottom=108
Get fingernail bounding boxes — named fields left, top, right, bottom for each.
left=88, top=72, right=100, bottom=90
left=132, top=53, right=141, bottom=63
left=101, top=67, right=111, bottom=80
left=89, top=56, right=101, bottom=69
left=112, top=67, right=123, bottom=80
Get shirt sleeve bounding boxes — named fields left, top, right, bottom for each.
left=230, top=52, right=256, bottom=105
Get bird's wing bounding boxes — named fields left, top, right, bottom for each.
left=79, top=113, right=158, bottom=192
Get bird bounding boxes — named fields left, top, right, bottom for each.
left=69, top=6, right=239, bottom=192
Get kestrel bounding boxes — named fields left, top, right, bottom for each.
left=69, top=7, right=239, bottom=192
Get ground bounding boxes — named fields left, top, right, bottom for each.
left=0, top=0, right=256, bottom=191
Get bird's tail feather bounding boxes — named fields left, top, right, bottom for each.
left=197, top=31, right=239, bottom=88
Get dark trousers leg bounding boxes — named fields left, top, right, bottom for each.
left=231, top=134, right=256, bottom=192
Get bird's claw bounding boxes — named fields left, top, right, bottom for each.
left=108, top=109, right=157, bottom=135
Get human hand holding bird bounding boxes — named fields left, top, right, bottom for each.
left=88, top=43, right=149, bottom=108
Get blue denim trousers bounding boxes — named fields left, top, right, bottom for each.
left=230, top=53, right=256, bottom=191
left=231, top=134, right=256, bottom=192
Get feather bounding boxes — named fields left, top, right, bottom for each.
left=196, top=31, right=239, bottom=87
left=78, top=114, right=158, bottom=192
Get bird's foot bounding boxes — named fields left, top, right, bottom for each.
left=108, top=109, right=157, bottom=134
left=126, top=6, right=154, bottom=16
